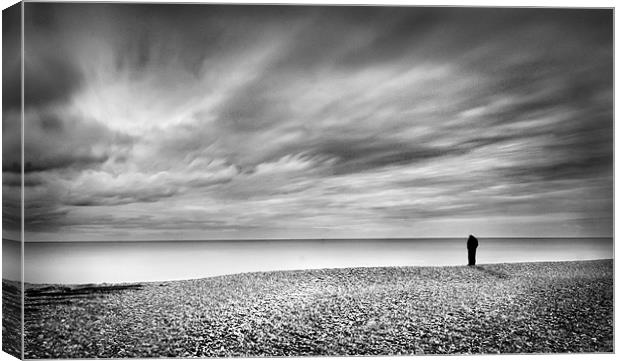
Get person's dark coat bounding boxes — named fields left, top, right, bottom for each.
left=467, top=235, right=478, bottom=266
left=467, top=235, right=478, bottom=250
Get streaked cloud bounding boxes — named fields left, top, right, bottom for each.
left=5, top=4, right=611, bottom=241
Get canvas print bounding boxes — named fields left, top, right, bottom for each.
left=2, top=2, right=614, bottom=359
left=3, top=2, right=23, bottom=359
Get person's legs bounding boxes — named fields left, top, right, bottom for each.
left=468, top=248, right=476, bottom=266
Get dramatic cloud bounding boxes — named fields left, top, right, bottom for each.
left=7, top=4, right=612, bottom=241
left=2, top=3, right=22, bottom=240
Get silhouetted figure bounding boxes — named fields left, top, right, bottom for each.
left=467, top=235, right=478, bottom=266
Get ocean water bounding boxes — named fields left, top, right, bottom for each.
left=22, top=238, right=613, bottom=284
left=2, top=239, right=21, bottom=282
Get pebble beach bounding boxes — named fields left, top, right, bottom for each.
left=20, top=259, right=613, bottom=358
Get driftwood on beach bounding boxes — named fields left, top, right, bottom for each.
left=20, top=259, right=613, bottom=358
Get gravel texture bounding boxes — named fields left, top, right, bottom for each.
left=23, top=259, right=613, bottom=358
left=2, top=279, right=22, bottom=359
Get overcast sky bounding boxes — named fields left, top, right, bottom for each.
left=3, top=4, right=613, bottom=241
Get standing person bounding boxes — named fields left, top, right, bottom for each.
left=467, top=235, right=479, bottom=266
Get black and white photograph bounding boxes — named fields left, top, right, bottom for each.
left=1, top=1, right=614, bottom=358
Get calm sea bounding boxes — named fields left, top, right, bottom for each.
left=5, top=238, right=614, bottom=284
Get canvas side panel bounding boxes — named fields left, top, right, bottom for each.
left=2, top=2, right=23, bottom=359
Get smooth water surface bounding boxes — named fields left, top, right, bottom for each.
left=24, top=238, right=613, bottom=284
left=2, top=238, right=21, bottom=282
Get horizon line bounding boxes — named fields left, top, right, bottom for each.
left=3, top=236, right=614, bottom=244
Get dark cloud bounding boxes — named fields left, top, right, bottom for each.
left=23, top=54, right=83, bottom=109
left=2, top=173, right=45, bottom=188
left=66, top=186, right=178, bottom=207
left=2, top=111, right=22, bottom=177
left=1, top=4, right=22, bottom=236
left=311, top=138, right=457, bottom=175
left=22, top=4, right=84, bottom=109
left=203, top=7, right=612, bottom=177
left=16, top=4, right=612, bottom=240
left=72, top=214, right=261, bottom=232
left=21, top=113, right=134, bottom=173
left=22, top=181, right=69, bottom=232
left=2, top=186, right=21, bottom=234
left=2, top=3, right=22, bottom=110
left=25, top=207, right=70, bottom=232
left=68, top=196, right=162, bottom=207
left=334, top=8, right=444, bottom=68
left=21, top=154, right=109, bottom=173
